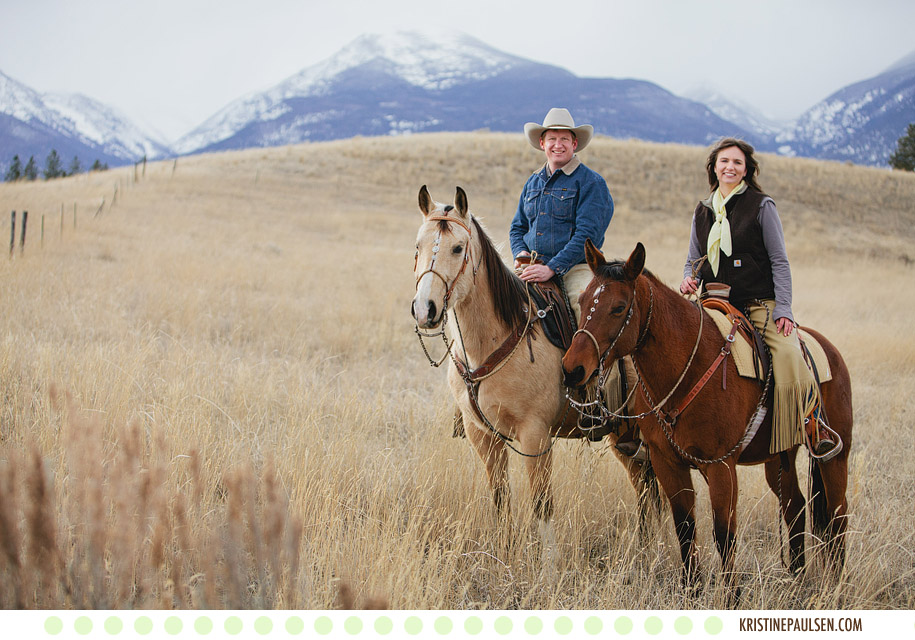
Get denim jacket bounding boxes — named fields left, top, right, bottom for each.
left=509, top=156, right=614, bottom=275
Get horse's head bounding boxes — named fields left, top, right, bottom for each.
left=562, top=241, right=646, bottom=388
left=412, top=185, right=476, bottom=329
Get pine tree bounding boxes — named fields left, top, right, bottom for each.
left=23, top=156, right=38, bottom=181
left=90, top=159, right=109, bottom=172
left=889, top=123, right=915, bottom=171
left=68, top=155, right=82, bottom=176
left=4, top=155, right=22, bottom=182
left=44, top=149, right=64, bottom=179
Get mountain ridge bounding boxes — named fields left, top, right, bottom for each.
left=2, top=34, right=913, bottom=172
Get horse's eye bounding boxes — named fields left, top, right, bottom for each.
left=452, top=244, right=464, bottom=255
left=611, top=304, right=626, bottom=316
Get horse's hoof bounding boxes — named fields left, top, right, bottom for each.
left=731, top=584, right=743, bottom=608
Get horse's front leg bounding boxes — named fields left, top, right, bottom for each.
left=706, top=461, right=741, bottom=606
left=651, top=454, right=700, bottom=588
left=465, top=415, right=510, bottom=515
left=519, top=426, right=556, bottom=572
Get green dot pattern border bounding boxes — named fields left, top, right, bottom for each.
left=29, top=612, right=911, bottom=637
left=34, top=613, right=729, bottom=637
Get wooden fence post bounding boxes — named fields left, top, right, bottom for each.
left=20, top=211, right=27, bottom=254
left=9, top=211, right=15, bottom=257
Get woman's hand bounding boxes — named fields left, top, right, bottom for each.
left=680, top=277, right=699, bottom=295
left=775, top=316, right=795, bottom=336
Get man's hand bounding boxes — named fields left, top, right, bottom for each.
left=513, top=251, right=531, bottom=271
left=519, top=264, right=555, bottom=283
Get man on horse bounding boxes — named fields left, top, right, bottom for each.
left=510, top=108, right=612, bottom=320
left=508, top=108, right=640, bottom=456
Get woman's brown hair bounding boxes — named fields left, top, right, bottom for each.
left=705, top=137, right=763, bottom=192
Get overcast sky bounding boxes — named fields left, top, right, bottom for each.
left=2, top=0, right=913, bottom=143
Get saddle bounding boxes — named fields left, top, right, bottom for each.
left=700, top=292, right=770, bottom=382
left=515, top=256, right=576, bottom=351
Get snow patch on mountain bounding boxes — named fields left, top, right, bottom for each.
left=776, top=50, right=915, bottom=165
left=42, top=93, right=169, bottom=159
left=173, top=30, right=528, bottom=154
left=1, top=69, right=171, bottom=162
left=0, top=72, right=48, bottom=122
left=682, top=84, right=790, bottom=138
left=279, top=31, right=525, bottom=96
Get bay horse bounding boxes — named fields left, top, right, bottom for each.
left=561, top=241, right=852, bottom=600
left=411, top=186, right=656, bottom=557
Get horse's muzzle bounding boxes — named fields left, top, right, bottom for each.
left=411, top=297, right=442, bottom=329
left=562, top=365, right=587, bottom=389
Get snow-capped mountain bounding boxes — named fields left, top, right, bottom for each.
left=0, top=70, right=171, bottom=172
left=174, top=31, right=758, bottom=155
left=173, top=31, right=546, bottom=153
left=775, top=51, right=915, bottom=166
left=683, top=85, right=789, bottom=139
left=6, top=34, right=910, bottom=171
left=40, top=93, right=171, bottom=161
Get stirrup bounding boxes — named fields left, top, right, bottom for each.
left=805, top=418, right=842, bottom=462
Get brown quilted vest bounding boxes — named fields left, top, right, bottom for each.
left=693, top=188, right=775, bottom=308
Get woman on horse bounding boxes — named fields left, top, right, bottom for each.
left=679, top=138, right=836, bottom=457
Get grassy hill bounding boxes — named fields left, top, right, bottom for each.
left=0, top=133, right=913, bottom=609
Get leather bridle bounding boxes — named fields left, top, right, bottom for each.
left=414, top=214, right=477, bottom=308
left=573, top=280, right=653, bottom=390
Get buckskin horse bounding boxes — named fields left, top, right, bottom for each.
left=411, top=186, right=656, bottom=560
left=562, top=241, right=852, bottom=601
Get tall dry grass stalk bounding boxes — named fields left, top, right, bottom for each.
left=0, top=133, right=913, bottom=609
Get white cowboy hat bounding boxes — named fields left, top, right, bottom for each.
left=524, top=108, right=593, bottom=152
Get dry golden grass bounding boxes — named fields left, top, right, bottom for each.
left=0, top=132, right=913, bottom=609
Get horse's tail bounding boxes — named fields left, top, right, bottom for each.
left=809, top=457, right=830, bottom=540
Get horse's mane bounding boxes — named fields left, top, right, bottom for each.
left=594, top=260, right=659, bottom=283
left=471, top=216, right=528, bottom=329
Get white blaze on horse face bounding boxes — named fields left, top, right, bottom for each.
left=413, top=270, right=438, bottom=326
left=413, top=225, right=435, bottom=326
left=412, top=222, right=451, bottom=327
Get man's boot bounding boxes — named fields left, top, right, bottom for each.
left=615, top=424, right=648, bottom=462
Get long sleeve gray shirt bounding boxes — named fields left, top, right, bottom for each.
left=683, top=196, right=794, bottom=323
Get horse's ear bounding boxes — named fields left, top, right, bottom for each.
left=418, top=185, right=433, bottom=216
left=623, top=242, right=646, bottom=281
left=584, top=238, right=606, bottom=273
left=454, top=186, right=469, bottom=219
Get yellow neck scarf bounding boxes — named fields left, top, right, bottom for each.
left=707, top=180, right=745, bottom=276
